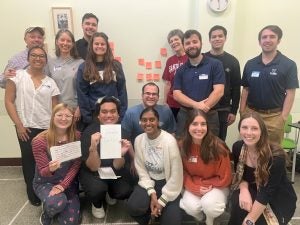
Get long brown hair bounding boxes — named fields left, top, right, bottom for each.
left=83, top=32, right=120, bottom=83
left=34, top=103, right=77, bottom=148
left=181, top=109, right=229, bottom=164
left=238, top=112, right=287, bottom=185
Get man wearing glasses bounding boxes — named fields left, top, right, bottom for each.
left=0, top=27, right=46, bottom=88
left=122, top=82, right=176, bottom=145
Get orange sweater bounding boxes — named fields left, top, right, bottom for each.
left=182, top=143, right=232, bottom=196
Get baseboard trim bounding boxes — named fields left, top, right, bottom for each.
left=0, top=158, right=21, bottom=166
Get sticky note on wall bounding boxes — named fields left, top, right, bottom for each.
left=145, top=62, right=152, bottom=70
left=160, top=48, right=167, bottom=57
left=155, top=61, right=161, bottom=69
left=146, top=73, right=152, bottom=81
left=138, top=58, right=145, bottom=66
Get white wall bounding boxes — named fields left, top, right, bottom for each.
left=1, top=0, right=300, bottom=158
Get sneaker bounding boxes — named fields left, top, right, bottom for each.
left=40, top=210, right=53, bottom=225
left=92, top=204, right=105, bottom=219
left=105, top=193, right=117, bottom=205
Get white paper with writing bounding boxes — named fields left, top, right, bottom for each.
left=100, top=124, right=121, bottom=159
left=50, top=141, right=81, bottom=163
left=98, top=167, right=121, bottom=179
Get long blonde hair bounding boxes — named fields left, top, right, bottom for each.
left=34, top=103, right=77, bottom=148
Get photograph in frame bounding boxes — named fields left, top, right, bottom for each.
left=51, top=7, right=73, bottom=34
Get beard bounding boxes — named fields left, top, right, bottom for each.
left=185, top=47, right=201, bottom=58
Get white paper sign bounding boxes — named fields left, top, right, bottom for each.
left=50, top=141, right=81, bottom=163
left=100, top=124, right=121, bottom=159
left=98, top=167, right=121, bottom=179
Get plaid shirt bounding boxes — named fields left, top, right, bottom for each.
left=0, top=48, right=29, bottom=88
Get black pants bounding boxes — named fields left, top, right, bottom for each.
left=217, top=111, right=229, bottom=141
left=16, top=127, right=45, bottom=204
left=79, top=169, right=133, bottom=207
left=228, top=189, right=269, bottom=225
left=126, top=180, right=182, bottom=225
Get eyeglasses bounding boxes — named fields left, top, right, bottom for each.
left=29, top=53, right=46, bottom=59
left=55, top=114, right=73, bottom=120
left=143, top=92, right=158, bottom=97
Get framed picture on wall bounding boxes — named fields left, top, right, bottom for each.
left=51, top=7, right=73, bottom=34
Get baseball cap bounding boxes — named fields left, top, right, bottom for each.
left=24, top=27, right=45, bottom=37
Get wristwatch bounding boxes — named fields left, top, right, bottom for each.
left=245, top=219, right=255, bottom=225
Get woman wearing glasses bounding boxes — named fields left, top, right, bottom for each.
left=5, top=46, right=60, bottom=206
left=32, top=103, right=81, bottom=225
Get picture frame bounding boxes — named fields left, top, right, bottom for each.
left=51, top=7, right=73, bottom=35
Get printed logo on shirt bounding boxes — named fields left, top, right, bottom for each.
left=199, top=74, right=208, bottom=80
left=168, top=62, right=184, bottom=73
left=225, top=67, right=231, bottom=73
left=251, top=71, right=260, bottom=78
left=269, top=69, right=278, bottom=76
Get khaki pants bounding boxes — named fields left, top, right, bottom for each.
left=244, top=106, right=285, bottom=144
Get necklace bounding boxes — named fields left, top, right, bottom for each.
left=247, top=150, right=258, bottom=167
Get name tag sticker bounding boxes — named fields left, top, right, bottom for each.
left=188, top=156, right=198, bottom=163
left=54, top=66, right=62, bottom=72
left=251, top=71, right=260, bottom=77
left=199, top=74, right=208, bottom=80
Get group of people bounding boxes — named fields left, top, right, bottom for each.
left=0, top=11, right=298, bottom=225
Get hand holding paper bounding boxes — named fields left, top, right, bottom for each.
left=50, top=141, right=82, bottom=163
left=121, top=139, right=132, bottom=156
left=100, top=125, right=121, bottom=159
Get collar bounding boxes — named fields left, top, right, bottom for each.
left=257, top=50, right=282, bottom=65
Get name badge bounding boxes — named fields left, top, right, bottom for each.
left=188, top=156, right=198, bottom=163
left=199, top=74, right=208, bottom=80
left=251, top=71, right=260, bottom=77
left=53, top=66, right=62, bottom=72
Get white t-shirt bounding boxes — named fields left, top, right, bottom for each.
left=10, top=70, right=60, bottom=129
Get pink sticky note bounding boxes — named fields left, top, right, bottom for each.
left=114, top=56, right=121, bottom=62
left=153, top=73, right=160, bottom=81
left=137, top=73, right=144, bottom=80
left=146, top=73, right=152, bottom=81
left=109, top=42, right=115, bottom=50
left=155, top=61, right=162, bottom=69
left=145, top=62, right=152, bottom=70
left=138, top=58, right=145, bottom=66
left=160, top=48, right=167, bottom=57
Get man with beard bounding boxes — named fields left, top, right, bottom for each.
left=173, top=29, right=225, bottom=137
left=240, top=25, right=298, bottom=144
left=76, top=13, right=99, bottom=60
